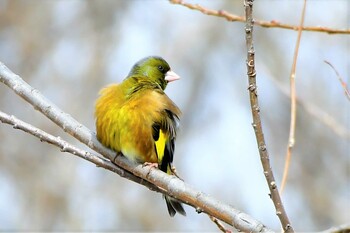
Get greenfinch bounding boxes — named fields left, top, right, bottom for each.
left=95, top=56, right=186, bottom=217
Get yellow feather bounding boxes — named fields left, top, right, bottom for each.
left=155, top=129, right=167, bottom=165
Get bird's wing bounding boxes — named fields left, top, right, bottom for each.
left=151, top=93, right=180, bottom=174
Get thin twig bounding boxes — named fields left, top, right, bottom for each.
left=169, top=0, right=350, bottom=34
left=324, top=60, right=350, bottom=101
left=209, top=216, right=232, bottom=233
left=0, top=61, right=274, bottom=232
left=280, top=0, right=307, bottom=196
left=0, top=111, right=159, bottom=192
left=244, top=1, right=293, bottom=232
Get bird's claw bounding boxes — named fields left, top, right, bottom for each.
left=112, top=152, right=122, bottom=164
left=142, top=162, right=159, bottom=169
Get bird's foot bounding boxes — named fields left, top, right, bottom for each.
left=112, top=152, right=123, bottom=164
left=142, top=162, right=159, bottom=169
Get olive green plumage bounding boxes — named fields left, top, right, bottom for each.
left=95, top=56, right=186, bottom=217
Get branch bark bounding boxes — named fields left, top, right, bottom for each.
left=0, top=61, right=274, bottom=232
left=243, top=1, right=294, bottom=232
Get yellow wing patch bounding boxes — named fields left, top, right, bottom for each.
left=155, top=129, right=167, bottom=165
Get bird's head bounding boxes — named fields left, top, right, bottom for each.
left=128, top=56, right=180, bottom=90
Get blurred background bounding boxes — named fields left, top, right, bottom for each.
left=0, top=0, right=349, bottom=231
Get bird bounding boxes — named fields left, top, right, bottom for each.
left=95, top=56, right=186, bottom=217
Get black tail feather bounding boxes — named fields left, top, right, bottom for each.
left=164, top=195, right=186, bottom=217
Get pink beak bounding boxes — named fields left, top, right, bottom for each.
left=165, top=70, right=180, bottom=82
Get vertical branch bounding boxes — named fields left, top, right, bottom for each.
left=243, top=1, right=294, bottom=232
left=280, top=0, right=307, bottom=194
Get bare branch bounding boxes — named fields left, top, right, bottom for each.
left=244, top=1, right=294, bottom=232
left=324, top=60, right=350, bottom=101
left=0, top=61, right=274, bottom=232
left=280, top=0, right=307, bottom=196
left=169, top=0, right=350, bottom=34
left=0, top=110, right=160, bottom=192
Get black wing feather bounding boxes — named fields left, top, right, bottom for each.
left=159, top=109, right=178, bottom=173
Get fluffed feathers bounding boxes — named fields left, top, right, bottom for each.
left=95, top=56, right=186, bottom=216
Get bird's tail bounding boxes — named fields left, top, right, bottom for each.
left=164, top=194, right=186, bottom=217
left=163, top=164, right=186, bottom=217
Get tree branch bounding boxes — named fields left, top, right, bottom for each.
left=169, top=0, right=350, bottom=34
left=244, top=1, right=294, bottom=232
left=0, top=61, right=274, bottom=232
left=280, top=0, right=307, bottom=196
left=0, top=110, right=160, bottom=192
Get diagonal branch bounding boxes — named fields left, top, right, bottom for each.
left=0, top=111, right=159, bottom=192
left=244, top=1, right=294, bottom=232
left=169, top=0, right=350, bottom=34
left=0, top=61, right=274, bottom=232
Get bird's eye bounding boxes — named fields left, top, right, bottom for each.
left=158, top=65, right=164, bottom=72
